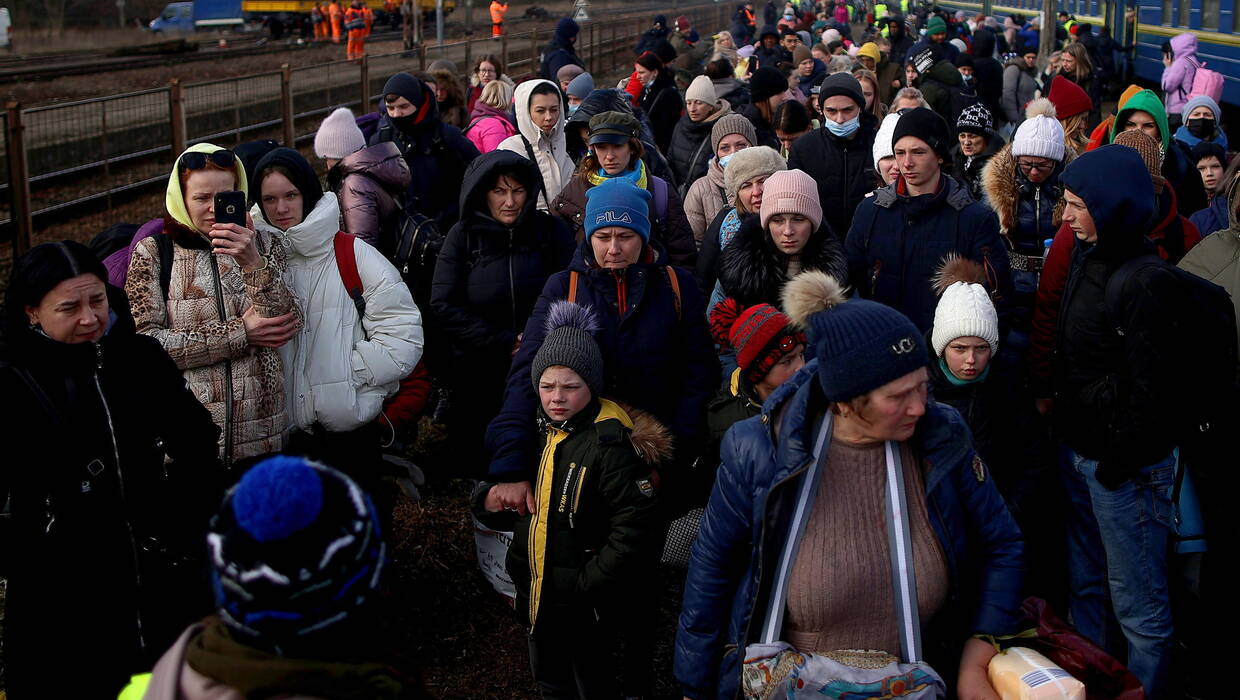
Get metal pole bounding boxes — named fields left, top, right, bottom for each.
left=465, top=0, right=472, bottom=37
left=359, top=55, right=370, bottom=113
left=5, top=102, right=31, bottom=258
left=281, top=65, right=295, bottom=146
left=418, top=41, right=427, bottom=69
left=169, top=80, right=187, bottom=157
left=501, top=32, right=509, bottom=71
left=529, top=28, right=538, bottom=79
left=436, top=0, right=444, bottom=46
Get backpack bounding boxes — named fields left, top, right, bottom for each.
left=388, top=196, right=444, bottom=311
left=1190, top=62, right=1224, bottom=103
left=90, top=223, right=175, bottom=300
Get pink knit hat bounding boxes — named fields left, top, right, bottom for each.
left=759, top=169, right=822, bottom=231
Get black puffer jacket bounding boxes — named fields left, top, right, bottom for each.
left=668, top=107, right=730, bottom=197
left=970, top=29, right=1005, bottom=123
left=718, top=214, right=848, bottom=308
left=918, top=59, right=967, bottom=125
left=787, top=112, right=880, bottom=241
left=0, top=291, right=221, bottom=698
left=641, top=70, right=684, bottom=156
left=565, top=89, right=676, bottom=186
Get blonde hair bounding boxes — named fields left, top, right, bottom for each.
left=852, top=68, right=885, bottom=119
left=480, top=79, right=514, bottom=110
left=1062, top=43, right=1093, bottom=84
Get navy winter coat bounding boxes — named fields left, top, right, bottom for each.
left=368, top=108, right=480, bottom=232
left=673, top=362, right=1025, bottom=699
left=846, top=175, right=1013, bottom=332
left=541, top=20, right=583, bottom=82
left=485, top=244, right=720, bottom=480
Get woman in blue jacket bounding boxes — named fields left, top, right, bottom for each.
left=674, top=270, right=1025, bottom=700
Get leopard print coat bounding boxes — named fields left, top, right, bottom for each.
left=125, top=219, right=295, bottom=463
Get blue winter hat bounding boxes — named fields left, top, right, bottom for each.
left=209, top=455, right=385, bottom=651
left=782, top=271, right=927, bottom=402
left=585, top=179, right=652, bottom=242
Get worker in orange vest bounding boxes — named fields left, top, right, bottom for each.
left=490, top=0, right=507, bottom=36
left=344, top=0, right=367, bottom=59
left=311, top=2, right=327, bottom=40
left=328, top=0, right=344, bottom=43
left=363, top=2, right=374, bottom=36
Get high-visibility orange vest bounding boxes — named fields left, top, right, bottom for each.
left=490, top=0, right=507, bottom=24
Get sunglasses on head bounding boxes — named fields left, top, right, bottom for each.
left=179, top=149, right=236, bottom=173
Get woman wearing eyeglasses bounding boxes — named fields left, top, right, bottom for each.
left=124, top=143, right=298, bottom=467
left=981, top=98, right=1074, bottom=335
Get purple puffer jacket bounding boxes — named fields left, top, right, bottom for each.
left=464, top=101, right=517, bottom=153
left=1161, top=33, right=1199, bottom=118
left=328, top=141, right=411, bottom=253
left=103, top=217, right=163, bottom=287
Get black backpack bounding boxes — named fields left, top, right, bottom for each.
left=389, top=197, right=444, bottom=311
left=88, top=223, right=176, bottom=300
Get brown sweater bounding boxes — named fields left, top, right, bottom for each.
left=783, top=438, right=949, bottom=654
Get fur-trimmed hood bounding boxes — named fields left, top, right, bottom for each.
left=717, top=214, right=849, bottom=309
left=981, top=142, right=1075, bottom=234
left=612, top=399, right=675, bottom=465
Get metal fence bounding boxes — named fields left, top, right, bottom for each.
left=0, top=1, right=731, bottom=257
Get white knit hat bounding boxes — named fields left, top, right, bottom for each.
left=686, top=75, right=720, bottom=108
left=1011, top=115, right=1066, bottom=161
left=931, top=281, right=999, bottom=356
left=872, top=112, right=901, bottom=170
left=314, top=107, right=366, bottom=160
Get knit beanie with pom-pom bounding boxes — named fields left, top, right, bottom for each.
left=930, top=254, right=999, bottom=357
left=531, top=301, right=604, bottom=396
left=1012, top=98, right=1066, bottom=161
left=710, top=298, right=806, bottom=384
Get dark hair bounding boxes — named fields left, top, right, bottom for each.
left=474, top=53, right=503, bottom=74
left=827, top=40, right=843, bottom=53
left=705, top=58, right=734, bottom=80
left=529, top=81, right=563, bottom=100
left=5, top=241, right=108, bottom=338
left=773, top=100, right=812, bottom=134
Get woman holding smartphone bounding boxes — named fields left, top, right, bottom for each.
left=125, top=143, right=298, bottom=467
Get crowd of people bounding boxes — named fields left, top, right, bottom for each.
left=1, top=1, right=1235, bottom=699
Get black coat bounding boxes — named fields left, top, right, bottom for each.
left=641, top=71, right=684, bottom=156
left=787, top=112, right=880, bottom=241
left=739, top=102, right=780, bottom=150
left=0, top=294, right=221, bottom=698
left=668, top=112, right=722, bottom=197
left=970, top=30, right=1005, bottom=123
left=718, top=214, right=848, bottom=308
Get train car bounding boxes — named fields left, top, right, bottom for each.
left=242, top=0, right=455, bottom=24
left=932, top=0, right=1239, bottom=108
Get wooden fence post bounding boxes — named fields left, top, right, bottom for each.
left=281, top=65, right=295, bottom=147
left=463, top=37, right=472, bottom=88
left=529, top=29, right=538, bottom=79
left=501, top=32, right=509, bottom=72
left=418, top=42, right=427, bottom=70
left=5, top=102, right=31, bottom=257
left=359, top=55, right=370, bottom=113
left=169, top=79, right=186, bottom=157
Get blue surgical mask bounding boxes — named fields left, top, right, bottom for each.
left=825, top=115, right=860, bottom=138
left=718, top=153, right=736, bottom=169
left=568, top=103, right=579, bottom=116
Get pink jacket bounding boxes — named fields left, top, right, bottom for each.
left=465, top=101, right=517, bottom=153
left=1161, top=33, right=1199, bottom=117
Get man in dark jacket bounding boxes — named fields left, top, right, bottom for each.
left=886, top=13, right=916, bottom=66
left=751, top=24, right=788, bottom=71
left=369, top=71, right=480, bottom=232
left=541, top=17, right=583, bottom=81
left=970, top=28, right=1005, bottom=126
left=914, top=46, right=972, bottom=125
left=1052, top=145, right=1179, bottom=699
left=634, top=14, right=670, bottom=55
left=846, top=108, right=1013, bottom=332
left=788, top=73, right=879, bottom=241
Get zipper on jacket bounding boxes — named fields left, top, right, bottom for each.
left=508, top=229, right=518, bottom=332
left=1035, top=186, right=1042, bottom=245
left=613, top=270, right=628, bottom=318
left=208, top=258, right=235, bottom=468
left=94, top=343, right=147, bottom=651
left=870, top=259, right=883, bottom=293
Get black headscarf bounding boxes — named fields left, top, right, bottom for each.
left=252, top=147, right=324, bottom=214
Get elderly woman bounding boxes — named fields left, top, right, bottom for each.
left=675, top=271, right=1025, bottom=699
left=3, top=241, right=221, bottom=698
left=684, top=114, right=756, bottom=242
left=125, top=143, right=298, bottom=466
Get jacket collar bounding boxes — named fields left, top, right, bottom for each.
left=251, top=191, right=341, bottom=259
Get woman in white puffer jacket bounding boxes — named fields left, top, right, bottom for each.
left=250, top=147, right=423, bottom=484
left=498, top=78, right=575, bottom=211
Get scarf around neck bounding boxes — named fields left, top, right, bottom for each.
left=587, top=158, right=648, bottom=189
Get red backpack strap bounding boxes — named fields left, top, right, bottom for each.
left=568, top=270, right=579, bottom=304
left=334, top=232, right=366, bottom=315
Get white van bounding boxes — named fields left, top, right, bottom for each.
left=0, top=8, right=12, bottom=50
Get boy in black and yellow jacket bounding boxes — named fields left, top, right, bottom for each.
left=475, top=301, right=667, bottom=698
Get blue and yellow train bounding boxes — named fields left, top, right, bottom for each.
left=933, top=0, right=1240, bottom=107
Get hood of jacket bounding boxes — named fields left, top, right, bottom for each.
left=468, top=98, right=515, bottom=126
left=981, top=142, right=1071, bottom=233
left=1170, top=32, right=1197, bottom=59
left=165, top=143, right=250, bottom=238
left=458, top=149, right=543, bottom=227
left=513, top=79, right=568, bottom=150
left=1110, top=89, right=1170, bottom=150
left=972, top=27, right=995, bottom=57
left=926, top=58, right=964, bottom=87
left=1227, top=174, right=1240, bottom=232
left=252, top=191, right=341, bottom=259
left=1061, top=144, right=1156, bottom=253
left=332, top=141, right=410, bottom=191
left=717, top=214, right=847, bottom=307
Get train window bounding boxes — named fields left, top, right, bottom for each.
left=1162, top=0, right=1172, bottom=25
left=1203, top=0, right=1219, bottom=29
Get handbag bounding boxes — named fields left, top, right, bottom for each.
left=741, top=414, right=946, bottom=700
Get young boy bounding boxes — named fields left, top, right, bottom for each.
left=475, top=301, right=665, bottom=698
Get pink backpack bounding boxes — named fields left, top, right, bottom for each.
left=1190, top=61, right=1224, bottom=103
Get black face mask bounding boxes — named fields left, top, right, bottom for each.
left=1187, top=117, right=1216, bottom=139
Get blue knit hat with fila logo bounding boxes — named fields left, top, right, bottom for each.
left=584, top=179, right=652, bottom=242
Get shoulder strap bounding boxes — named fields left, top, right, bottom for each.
left=1103, top=254, right=1162, bottom=335
left=334, top=232, right=367, bottom=316
left=6, top=364, right=62, bottom=426
left=568, top=269, right=579, bottom=303
left=519, top=133, right=551, bottom=210
left=680, top=138, right=712, bottom=199
left=664, top=266, right=682, bottom=320
left=651, top=176, right=669, bottom=224
left=884, top=441, right=923, bottom=664
left=154, top=233, right=175, bottom=301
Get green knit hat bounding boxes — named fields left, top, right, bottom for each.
left=1109, top=89, right=1169, bottom=150
left=926, top=15, right=946, bottom=35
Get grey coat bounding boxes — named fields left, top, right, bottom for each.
left=1001, top=57, right=1040, bottom=126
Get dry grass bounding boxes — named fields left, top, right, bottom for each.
left=8, top=26, right=177, bottom=54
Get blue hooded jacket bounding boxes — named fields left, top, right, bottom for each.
left=673, top=360, right=1025, bottom=699
left=541, top=18, right=583, bottom=81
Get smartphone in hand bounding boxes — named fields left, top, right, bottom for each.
left=214, top=191, right=248, bottom=227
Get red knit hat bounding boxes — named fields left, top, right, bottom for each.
left=1048, top=75, right=1092, bottom=121
left=710, top=299, right=806, bottom=384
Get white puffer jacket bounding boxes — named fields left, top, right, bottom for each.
left=498, top=78, right=575, bottom=212
left=253, top=192, right=424, bottom=433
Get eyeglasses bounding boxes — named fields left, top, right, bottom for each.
left=179, top=149, right=236, bottom=173
left=477, top=67, right=497, bottom=75
left=1017, top=159, right=1055, bottom=173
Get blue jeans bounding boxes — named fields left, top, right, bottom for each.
left=1062, top=448, right=1176, bottom=698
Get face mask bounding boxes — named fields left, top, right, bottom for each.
left=960, top=74, right=973, bottom=85
left=568, top=103, right=579, bottom=116
left=825, top=115, right=861, bottom=138
left=719, top=153, right=736, bottom=169
left=1187, top=117, right=1216, bottom=139
left=390, top=112, right=418, bottom=134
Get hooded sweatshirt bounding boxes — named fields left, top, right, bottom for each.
left=251, top=149, right=422, bottom=434
left=1161, top=33, right=1199, bottom=118
left=125, top=142, right=294, bottom=463
left=498, top=79, right=576, bottom=212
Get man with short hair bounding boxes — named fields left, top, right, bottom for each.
left=789, top=73, right=880, bottom=241
left=845, top=107, right=1012, bottom=331
left=1052, top=144, right=1182, bottom=699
